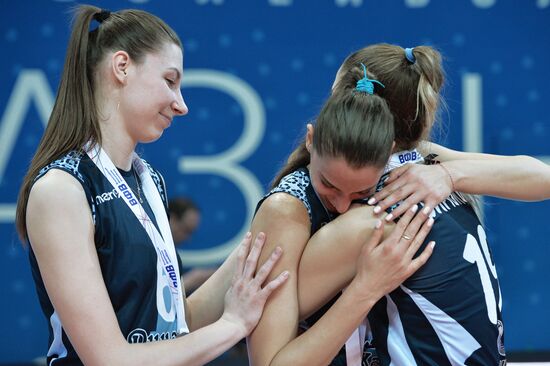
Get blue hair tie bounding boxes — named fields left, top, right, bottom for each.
left=355, top=63, right=384, bottom=94
left=405, top=47, right=416, bottom=64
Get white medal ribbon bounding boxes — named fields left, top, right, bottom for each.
left=86, top=144, right=189, bottom=334
left=345, top=317, right=367, bottom=366
left=345, top=149, right=423, bottom=364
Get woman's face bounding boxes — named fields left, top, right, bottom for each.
left=308, top=149, right=383, bottom=214
left=119, top=42, right=187, bottom=143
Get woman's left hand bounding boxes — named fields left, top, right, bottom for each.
left=221, top=232, right=289, bottom=338
left=369, top=164, right=453, bottom=221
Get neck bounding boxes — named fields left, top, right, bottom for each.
left=98, top=116, right=137, bottom=171
left=96, top=93, right=137, bottom=170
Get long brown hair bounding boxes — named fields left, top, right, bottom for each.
left=272, top=66, right=394, bottom=187
left=334, top=43, right=445, bottom=151
left=15, top=5, right=182, bottom=240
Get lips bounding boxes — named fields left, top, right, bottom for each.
left=159, top=113, right=172, bottom=126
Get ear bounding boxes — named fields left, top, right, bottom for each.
left=306, top=124, right=314, bottom=153
left=111, top=51, right=131, bottom=84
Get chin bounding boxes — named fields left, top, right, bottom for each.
left=140, top=130, right=164, bottom=144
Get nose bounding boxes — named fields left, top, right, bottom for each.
left=332, top=195, right=352, bottom=214
left=172, top=89, right=188, bottom=116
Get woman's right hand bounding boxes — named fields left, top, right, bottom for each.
left=221, top=232, right=289, bottom=338
left=349, top=205, right=435, bottom=302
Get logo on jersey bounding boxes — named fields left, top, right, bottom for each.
left=127, top=328, right=178, bottom=343
left=398, top=151, right=418, bottom=164
left=363, top=339, right=381, bottom=366
left=95, top=188, right=119, bottom=205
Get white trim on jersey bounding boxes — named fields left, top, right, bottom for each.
left=401, top=285, right=481, bottom=365
left=386, top=295, right=416, bottom=366
left=47, top=311, right=68, bottom=365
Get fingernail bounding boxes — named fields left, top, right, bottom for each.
left=283, top=271, right=290, bottom=278
left=411, top=205, right=418, bottom=213
left=368, top=197, right=377, bottom=205
left=375, top=219, right=382, bottom=229
left=423, top=206, right=431, bottom=215
left=430, top=241, right=436, bottom=249
left=385, top=213, right=393, bottom=222
left=275, top=246, right=283, bottom=255
left=427, top=217, right=434, bottom=227
left=245, top=232, right=251, bottom=238
left=373, top=206, right=381, bottom=214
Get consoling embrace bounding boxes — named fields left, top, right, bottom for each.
left=247, top=44, right=550, bottom=366
left=17, top=4, right=550, bottom=366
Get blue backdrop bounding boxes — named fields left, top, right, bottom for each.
left=1, top=0, right=549, bottom=362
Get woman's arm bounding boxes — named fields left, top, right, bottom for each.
left=421, top=142, right=550, bottom=200
left=27, top=170, right=287, bottom=366
left=248, top=197, right=434, bottom=366
left=369, top=142, right=550, bottom=219
left=246, top=193, right=312, bottom=366
left=297, top=204, right=433, bottom=320
left=186, top=242, right=241, bottom=331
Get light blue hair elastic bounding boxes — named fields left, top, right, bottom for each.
left=355, top=63, right=385, bottom=94
left=405, top=47, right=416, bottom=64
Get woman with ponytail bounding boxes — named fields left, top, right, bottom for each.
left=248, top=44, right=550, bottom=366
left=247, top=64, right=435, bottom=366
left=16, top=5, right=289, bottom=365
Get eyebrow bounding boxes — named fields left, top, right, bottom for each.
left=320, top=173, right=376, bottom=195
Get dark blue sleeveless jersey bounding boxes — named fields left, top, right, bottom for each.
left=28, top=150, right=184, bottom=365
left=259, top=166, right=506, bottom=366
left=368, top=190, right=505, bottom=366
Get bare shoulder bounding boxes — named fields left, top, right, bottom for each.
left=332, top=204, right=377, bottom=229
left=27, top=169, right=93, bottom=252
left=255, top=192, right=310, bottom=226
left=29, top=168, right=86, bottom=205
left=316, top=204, right=394, bottom=240
left=252, top=192, right=311, bottom=264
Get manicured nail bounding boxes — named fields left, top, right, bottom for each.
left=423, top=206, right=431, bottom=215
left=427, top=217, right=434, bottom=227
left=373, top=206, right=381, bottom=214
left=430, top=241, right=436, bottom=249
left=375, top=219, right=382, bottom=229
left=282, top=271, right=290, bottom=278
left=411, top=205, right=418, bottom=213
left=385, top=213, right=393, bottom=222
left=368, top=197, right=377, bottom=205
left=275, top=246, right=283, bottom=255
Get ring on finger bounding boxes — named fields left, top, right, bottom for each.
left=401, top=234, right=412, bottom=240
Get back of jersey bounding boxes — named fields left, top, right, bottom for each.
left=368, top=192, right=506, bottom=366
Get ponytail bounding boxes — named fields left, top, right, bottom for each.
left=16, top=5, right=182, bottom=241
left=334, top=43, right=445, bottom=151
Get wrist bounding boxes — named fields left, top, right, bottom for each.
left=345, top=278, right=380, bottom=315
left=439, top=162, right=455, bottom=192
left=219, top=313, right=248, bottom=340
